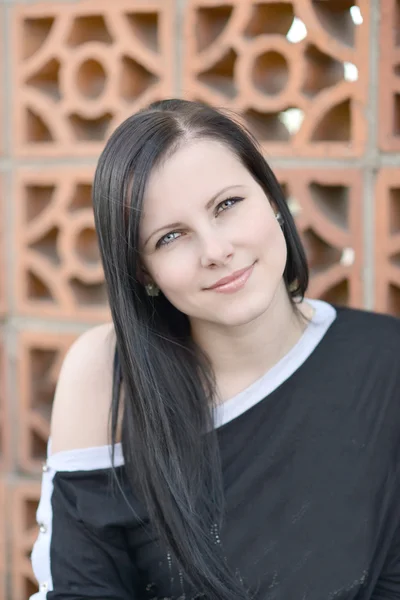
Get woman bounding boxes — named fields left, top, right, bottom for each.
left=31, top=99, right=400, bottom=599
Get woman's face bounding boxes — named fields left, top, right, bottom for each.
left=139, top=139, right=287, bottom=328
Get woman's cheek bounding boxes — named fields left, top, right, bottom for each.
left=155, top=254, right=193, bottom=294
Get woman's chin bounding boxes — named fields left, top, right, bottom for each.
left=206, top=293, right=274, bottom=329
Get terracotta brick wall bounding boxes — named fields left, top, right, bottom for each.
left=0, top=1, right=398, bottom=597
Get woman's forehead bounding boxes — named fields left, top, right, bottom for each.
left=144, top=140, right=246, bottom=206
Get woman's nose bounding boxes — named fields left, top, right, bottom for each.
left=199, top=232, right=234, bottom=268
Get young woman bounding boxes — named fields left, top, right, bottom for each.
left=30, top=99, right=400, bottom=600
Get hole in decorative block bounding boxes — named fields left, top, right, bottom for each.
left=26, top=109, right=53, bottom=143
left=25, top=185, right=55, bottom=222
left=279, top=182, right=289, bottom=197
left=320, top=279, right=349, bottom=305
left=125, top=12, right=159, bottom=53
left=69, top=183, right=93, bottom=212
left=389, top=188, right=400, bottom=234
left=76, top=228, right=100, bottom=266
left=22, top=17, right=55, bottom=60
left=388, top=283, right=400, bottom=315
left=29, top=226, right=60, bottom=266
left=26, top=58, right=61, bottom=101
left=67, top=15, right=113, bottom=46
left=31, top=429, right=49, bottom=463
left=244, top=109, right=290, bottom=141
left=394, top=95, right=400, bottom=136
left=32, top=396, right=52, bottom=423
left=31, top=347, right=56, bottom=383
left=309, top=182, right=349, bottom=229
left=350, top=5, right=363, bottom=26
left=76, top=59, right=106, bottom=99
left=303, top=45, right=344, bottom=97
left=302, top=228, right=342, bottom=274
left=25, top=546, right=36, bottom=561
left=35, top=387, right=58, bottom=411
left=252, top=51, right=289, bottom=95
left=344, top=62, right=358, bottom=81
left=25, top=498, right=39, bottom=532
left=311, top=99, right=351, bottom=142
left=312, top=0, right=355, bottom=47
left=30, top=348, right=57, bottom=425
left=69, top=278, right=108, bottom=306
left=198, top=48, right=237, bottom=98
left=390, top=252, right=400, bottom=267
left=340, top=247, right=355, bottom=267
left=22, top=578, right=39, bottom=600
left=286, top=195, right=302, bottom=217
left=196, top=6, right=233, bottom=52
left=395, top=0, right=400, bottom=46
left=120, top=56, right=158, bottom=101
left=286, top=17, right=308, bottom=43
left=27, top=271, right=53, bottom=302
left=278, top=108, right=304, bottom=135
left=244, top=2, right=295, bottom=37
left=69, top=112, right=112, bottom=141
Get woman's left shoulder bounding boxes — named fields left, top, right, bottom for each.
left=331, top=306, right=400, bottom=442
left=324, top=306, right=400, bottom=402
left=334, top=305, right=400, bottom=355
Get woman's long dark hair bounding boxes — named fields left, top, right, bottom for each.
left=92, top=99, right=309, bottom=599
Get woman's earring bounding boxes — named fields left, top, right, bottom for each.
left=145, top=282, right=160, bottom=297
left=275, top=212, right=284, bottom=227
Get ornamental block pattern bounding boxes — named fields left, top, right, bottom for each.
left=14, top=168, right=109, bottom=321
left=378, top=0, right=400, bottom=152
left=275, top=168, right=363, bottom=307
left=183, top=0, right=369, bottom=157
left=0, top=2, right=398, bottom=598
left=9, top=481, right=41, bottom=600
left=11, top=0, right=175, bottom=157
left=17, top=331, right=77, bottom=474
left=375, top=169, right=400, bottom=316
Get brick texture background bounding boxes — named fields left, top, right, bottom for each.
left=0, top=1, right=398, bottom=597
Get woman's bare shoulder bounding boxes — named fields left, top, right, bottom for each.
left=50, top=322, right=118, bottom=454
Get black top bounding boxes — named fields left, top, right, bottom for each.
left=30, top=301, right=400, bottom=600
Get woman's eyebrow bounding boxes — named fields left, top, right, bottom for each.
left=144, top=221, right=183, bottom=247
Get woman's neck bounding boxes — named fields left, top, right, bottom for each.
left=191, top=283, right=314, bottom=403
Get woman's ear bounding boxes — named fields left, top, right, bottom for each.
left=137, top=262, right=160, bottom=297
left=269, top=200, right=279, bottom=214
left=137, top=261, right=152, bottom=286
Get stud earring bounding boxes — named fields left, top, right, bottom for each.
left=275, top=212, right=284, bottom=227
left=145, top=282, right=160, bottom=297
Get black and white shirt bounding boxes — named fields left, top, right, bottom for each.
left=30, top=300, right=400, bottom=599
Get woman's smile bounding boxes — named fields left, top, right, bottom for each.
left=205, top=262, right=256, bottom=294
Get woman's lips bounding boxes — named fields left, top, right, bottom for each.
left=206, top=263, right=255, bottom=294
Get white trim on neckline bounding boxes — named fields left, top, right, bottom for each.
left=213, top=298, right=335, bottom=428
left=47, top=299, right=336, bottom=472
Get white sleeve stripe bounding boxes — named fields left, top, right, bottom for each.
left=30, top=465, right=55, bottom=599
left=30, top=440, right=125, bottom=599
left=47, top=438, right=125, bottom=472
